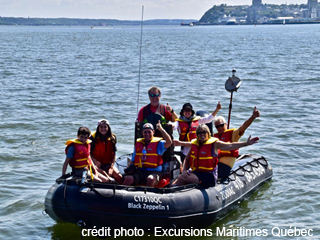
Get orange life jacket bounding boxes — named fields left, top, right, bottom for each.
left=134, top=137, right=163, bottom=168
left=65, top=139, right=92, bottom=169
left=177, top=116, right=200, bottom=141
left=189, top=137, right=219, bottom=172
left=213, top=128, right=239, bottom=157
left=90, top=132, right=115, bottom=165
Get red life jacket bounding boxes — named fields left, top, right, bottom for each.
left=90, top=132, right=115, bottom=165
left=213, top=128, right=239, bottom=157
left=65, top=139, right=92, bottom=169
left=142, top=103, right=167, bottom=125
left=142, top=104, right=165, bottom=120
left=141, top=104, right=171, bottom=138
left=134, top=137, right=163, bottom=168
left=177, top=116, right=200, bottom=141
left=189, top=137, right=219, bottom=172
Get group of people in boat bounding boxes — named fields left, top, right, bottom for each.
left=62, top=86, right=260, bottom=188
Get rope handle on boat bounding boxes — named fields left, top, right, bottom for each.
left=62, top=178, right=82, bottom=226
left=257, top=156, right=268, bottom=167
left=89, top=184, right=116, bottom=198
left=218, top=156, right=269, bottom=185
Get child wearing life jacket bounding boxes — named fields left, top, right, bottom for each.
left=90, top=119, right=123, bottom=184
left=62, top=126, right=110, bottom=182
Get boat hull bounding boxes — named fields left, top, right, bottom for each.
left=44, top=155, right=272, bottom=230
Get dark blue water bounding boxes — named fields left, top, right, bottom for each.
left=0, top=24, right=319, bottom=239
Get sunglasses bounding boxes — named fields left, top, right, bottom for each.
left=215, top=123, right=225, bottom=129
left=143, top=130, right=153, bottom=134
left=197, top=131, right=208, bottom=135
left=149, top=93, right=160, bottom=98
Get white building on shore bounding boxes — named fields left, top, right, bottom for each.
left=308, top=0, right=318, bottom=18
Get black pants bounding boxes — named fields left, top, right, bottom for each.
left=217, top=162, right=232, bottom=179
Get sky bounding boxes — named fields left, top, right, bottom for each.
left=0, top=0, right=308, bottom=20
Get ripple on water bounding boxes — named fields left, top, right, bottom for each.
left=1, top=25, right=320, bottom=239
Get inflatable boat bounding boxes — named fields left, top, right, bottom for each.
left=44, top=154, right=272, bottom=231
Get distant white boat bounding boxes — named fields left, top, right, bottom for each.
left=180, top=21, right=194, bottom=27
left=226, top=18, right=237, bottom=25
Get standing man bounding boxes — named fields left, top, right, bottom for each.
left=123, top=121, right=172, bottom=187
left=214, top=106, right=261, bottom=179
left=137, top=86, right=178, bottom=125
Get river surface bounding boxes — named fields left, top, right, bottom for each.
left=0, top=24, right=319, bottom=239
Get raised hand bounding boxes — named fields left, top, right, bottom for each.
left=216, top=101, right=222, bottom=110
left=246, top=135, right=260, bottom=146
left=165, top=103, right=173, bottom=112
left=156, top=120, right=163, bottom=131
left=252, top=106, right=260, bottom=119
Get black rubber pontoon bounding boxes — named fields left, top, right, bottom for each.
left=44, top=154, right=272, bottom=230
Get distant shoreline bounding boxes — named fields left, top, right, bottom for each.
left=1, top=16, right=320, bottom=27
left=182, top=21, right=320, bottom=26
left=0, top=17, right=197, bottom=26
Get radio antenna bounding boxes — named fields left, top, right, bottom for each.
left=137, top=6, right=144, bottom=115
